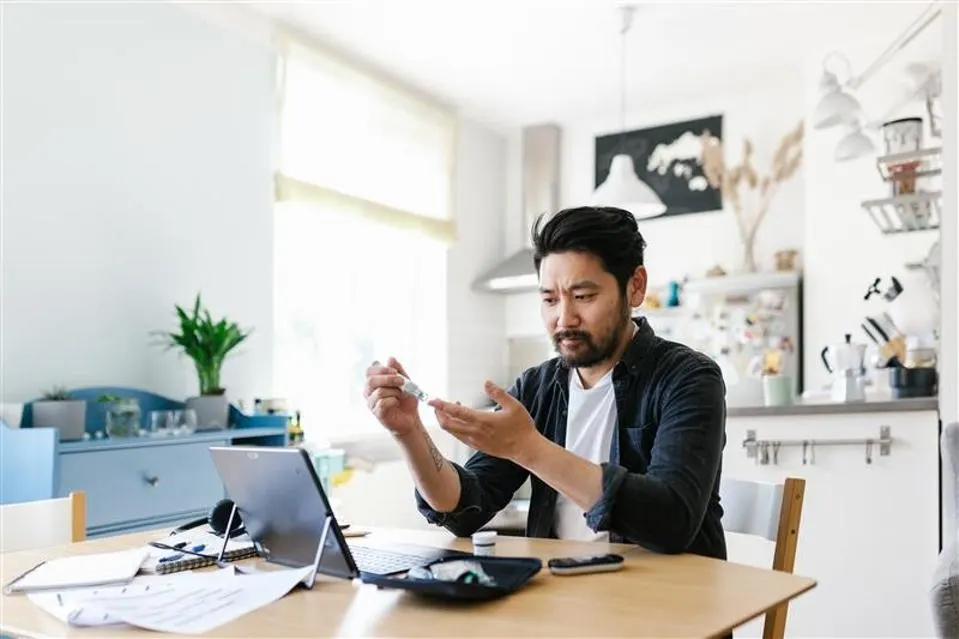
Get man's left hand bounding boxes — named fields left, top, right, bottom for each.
left=428, top=381, right=541, bottom=462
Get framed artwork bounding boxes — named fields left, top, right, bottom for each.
left=595, top=114, right=723, bottom=218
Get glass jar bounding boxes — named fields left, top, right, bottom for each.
left=106, top=398, right=142, bottom=437
left=905, top=336, right=938, bottom=369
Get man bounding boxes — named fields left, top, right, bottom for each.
left=363, top=206, right=727, bottom=559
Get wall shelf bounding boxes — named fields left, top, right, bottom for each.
left=875, top=147, right=942, bottom=182
left=861, top=191, right=941, bottom=234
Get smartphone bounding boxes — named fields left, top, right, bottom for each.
left=547, top=553, right=624, bottom=576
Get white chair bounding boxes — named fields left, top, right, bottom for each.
left=721, top=476, right=806, bottom=639
left=0, top=491, right=86, bottom=553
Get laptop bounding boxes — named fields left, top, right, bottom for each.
left=207, top=446, right=468, bottom=580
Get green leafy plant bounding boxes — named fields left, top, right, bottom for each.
left=154, top=294, right=252, bottom=396
left=41, top=386, right=71, bottom=401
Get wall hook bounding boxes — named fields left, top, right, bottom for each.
left=865, top=440, right=873, bottom=464
left=802, top=440, right=808, bottom=465
left=773, top=441, right=781, bottom=465
left=809, top=441, right=816, bottom=465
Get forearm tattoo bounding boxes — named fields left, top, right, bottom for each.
left=426, top=434, right=446, bottom=472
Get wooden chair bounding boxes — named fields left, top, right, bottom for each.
left=0, top=491, right=86, bottom=553
left=720, top=476, right=805, bottom=639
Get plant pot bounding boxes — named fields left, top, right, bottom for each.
left=186, top=394, right=229, bottom=431
left=105, top=399, right=142, bottom=438
left=32, top=399, right=87, bottom=441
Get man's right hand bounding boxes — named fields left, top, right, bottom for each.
left=364, top=357, right=420, bottom=438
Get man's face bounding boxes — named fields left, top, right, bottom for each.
left=538, top=251, right=646, bottom=368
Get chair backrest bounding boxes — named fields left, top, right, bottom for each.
left=720, top=476, right=805, bottom=639
left=0, top=421, right=58, bottom=504
left=0, top=491, right=86, bottom=553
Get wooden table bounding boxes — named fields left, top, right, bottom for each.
left=0, top=528, right=815, bottom=638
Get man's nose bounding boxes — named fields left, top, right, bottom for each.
left=557, top=298, right=580, bottom=328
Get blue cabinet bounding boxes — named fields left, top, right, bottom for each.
left=2, top=388, right=289, bottom=537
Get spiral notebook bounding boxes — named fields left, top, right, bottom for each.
left=143, top=530, right=257, bottom=575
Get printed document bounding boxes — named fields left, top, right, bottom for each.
left=28, top=565, right=313, bottom=634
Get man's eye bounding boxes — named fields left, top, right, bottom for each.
left=542, top=298, right=557, bottom=306
left=575, top=294, right=595, bottom=301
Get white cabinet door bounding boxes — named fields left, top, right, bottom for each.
left=722, top=410, right=939, bottom=638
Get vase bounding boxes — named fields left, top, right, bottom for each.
left=32, top=399, right=88, bottom=441
left=741, top=238, right=759, bottom=273
left=186, top=394, right=229, bottom=431
left=106, top=399, right=142, bottom=437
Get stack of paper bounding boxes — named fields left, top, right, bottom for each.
left=27, top=565, right=313, bottom=634
left=3, top=548, right=148, bottom=594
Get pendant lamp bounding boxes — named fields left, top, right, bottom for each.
left=592, top=5, right=665, bottom=219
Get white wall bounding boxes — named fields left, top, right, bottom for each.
left=1, top=2, right=276, bottom=403
left=504, top=75, right=806, bottom=338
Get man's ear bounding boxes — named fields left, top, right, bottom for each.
left=628, top=266, right=647, bottom=308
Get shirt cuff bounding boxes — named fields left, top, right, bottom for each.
left=584, top=462, right=630, bottom=531
left=414, top=462, right=482, bottom=527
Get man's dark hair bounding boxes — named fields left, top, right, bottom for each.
left=531, top=206, right=647, bottom=295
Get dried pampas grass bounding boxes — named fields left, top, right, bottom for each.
left=700, top=121, right=804, bottom=272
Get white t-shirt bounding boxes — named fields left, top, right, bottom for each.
left=554, top=367, right=617, bottom=541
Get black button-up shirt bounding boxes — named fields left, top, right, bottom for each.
left=416, top=317, right=728, bottom=560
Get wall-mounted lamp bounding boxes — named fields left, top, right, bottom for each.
left=812, top=1, right=942, bottom=161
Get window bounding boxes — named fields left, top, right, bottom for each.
left=272, top=34, right=455, bottom=442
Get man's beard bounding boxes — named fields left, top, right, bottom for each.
left=552, top=303, right=632, bottom=369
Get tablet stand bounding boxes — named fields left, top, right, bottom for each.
left=216, top=503, right=242, bottom=564
left=302, top=514, right=334, bottom=589
left=214, top=503, right=334, bottom=589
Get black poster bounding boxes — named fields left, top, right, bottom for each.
left=595, top=114, right=723, bottom=218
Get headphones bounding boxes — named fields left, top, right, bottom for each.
left=173, top=498, right=245, bottom=537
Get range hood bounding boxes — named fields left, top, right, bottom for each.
left=473, top=124, right=562, bottom=293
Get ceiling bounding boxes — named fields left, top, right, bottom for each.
left=247, top=1, right=944, bottom=129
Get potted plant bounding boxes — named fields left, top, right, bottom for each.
left=154, top=294, right=251, bottom=431
left=32, top=386, right=87, bottom=441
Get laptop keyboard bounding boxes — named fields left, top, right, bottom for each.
left=348, top=544, right=444, bottom=576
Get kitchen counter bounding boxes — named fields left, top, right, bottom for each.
left=727, top=395, right=938, bottom=418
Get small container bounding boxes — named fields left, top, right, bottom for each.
left=472, top=531, right=497, bottom=556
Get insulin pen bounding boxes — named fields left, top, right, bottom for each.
left=372, top=360, right=429, bottom=402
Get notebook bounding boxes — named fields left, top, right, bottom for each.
left=142, top=530, right=257, bottom=575
left=3, top=548, right=148, bottom=594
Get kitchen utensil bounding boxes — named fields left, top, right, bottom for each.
left=821, top=334, right=867, bottom=402
left=880, top=335, right=907, bottom=368
left=864, top=277, right=904, bottom=302
left=861, top=312, right=902, bottom=345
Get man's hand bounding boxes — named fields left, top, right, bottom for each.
left=427, top=381, right=542, bottom=462
left=363, top=357, right=420, bottom=438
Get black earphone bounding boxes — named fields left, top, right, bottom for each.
left=173, top=499, right=245, bottom=537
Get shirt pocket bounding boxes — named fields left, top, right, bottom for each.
left=618, top=424, right=653, bottom=472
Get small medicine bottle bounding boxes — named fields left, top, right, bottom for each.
left=472, top=530, right=497, bottom=556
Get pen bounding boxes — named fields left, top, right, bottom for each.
left=191, top=544, right=205, bottom=553
left=159, top=553, right=184, bottom=563
left=172, top=542, right=187, bottom=550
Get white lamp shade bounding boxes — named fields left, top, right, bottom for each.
left=593, top=154, right=666, bottom=219
left=813, top=87, right=862, bottom=130
left=834, top=125, right=875, bottom=162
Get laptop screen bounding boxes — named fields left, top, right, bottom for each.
left=208, top=446, right=359, bottom=580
